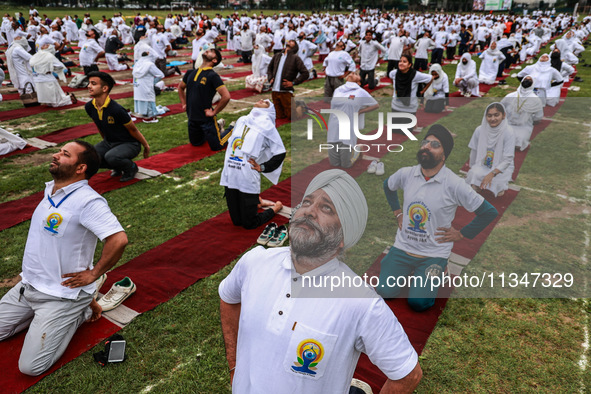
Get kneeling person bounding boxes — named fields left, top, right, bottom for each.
left=85, top=71, right=151, bottom=182
left=0, top=141, right=128, bottom=376
left=377, top=125, right=498, bottom=311
left=327, top=73, right=379, bottom=168
left=220, top=99, right=285, bottom=229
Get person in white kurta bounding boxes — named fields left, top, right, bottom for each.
left=29, top=45, right=74, bottom=107
left=119, top=22, right=134, bottom=45
left=5, top=36, right=34, bottom=94
left=454, top=52, right=480, bottom=97
left=501, top=77, right=543, bottom=151
left=478, top=42, right=505, bottom=84
left=133, top=52, right=165, bottom=119
left=516, top=54, right=563, bottom=106
left=466, top=102, right=515, bottom=197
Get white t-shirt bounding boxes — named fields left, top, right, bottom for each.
left=387, top=165, right=484, bottom=258
left=219, top=116, right=285, bottom=194
left=21, top=180, right=124, bottom=299
left=323, top=50, right=356, bottom=77
left=151, top=32, right=170, bottom=59
left=79, top=39, right=103, bottom=66
left=219, top=246, right=418, bottom=393
left=327, top=82, right=378, bottom=147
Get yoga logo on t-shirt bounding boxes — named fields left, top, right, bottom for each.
left=44, top=213, right=63, bottom=234
left=291, top=338, right=324, bottom=376
left=229, top=125, right=251, bottom=163
left=407, top=202, right=430, bottom=234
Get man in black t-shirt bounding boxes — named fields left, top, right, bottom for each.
left=178, top=48, right=232, bottom=151
left=85, top=72, right=151, bottom=182
left=105, top=30, right=129, bottom=71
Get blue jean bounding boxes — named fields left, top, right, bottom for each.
left=376, top=246, right=448, bottom=312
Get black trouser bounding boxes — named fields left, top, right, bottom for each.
left=28, top=41, right=36, bottom=55
left=431, top=48, right=443, bottom=65
left=458, top=43, right=468, bottom=56
left=479, top=40, right=486, bottom=51
left=424, top=98, right=445, bottom=113
left=188, top=117, right=231, bottom=151
left=414, top=58, right=428, bottom=71
left=83, top=64, right=99, bottom=75
left=387, top=60, right=399, bottom=77
left=240, top=50, right=252, bottom=63
left=224, top=187, right=275, bottom=229
left=360, top=69, right=377, bottom=89
left=446, top=45, right=456, bottom=60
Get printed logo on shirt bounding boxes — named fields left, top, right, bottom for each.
left=44, top=213, right=63, bottom=234
left=200, top=76, right=207, bottom=85
left=348, top=95, right=356, bottom=100
left=108, top=116, right=115, bottom=124
left=485, top=149, right=494, bottom=168
left=228, top=125, right=251, bottom=164
left=407, top=201, right=430, bottom=234
left=291, top=338, right=325, bottom=376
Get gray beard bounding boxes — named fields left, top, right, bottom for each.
left=289, top=216, right=343, bottom=264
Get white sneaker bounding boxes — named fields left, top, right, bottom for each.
left=97, top=277, right=136, bottom=312
left=94, top=273, right=107, bottom=300
left=217, top=118, right=226, bottom=130
left=375, top=161, right=385, bottom=176
left=350, top=378, right=373, bottom=394
left=367, top=160, right=378, bottom=174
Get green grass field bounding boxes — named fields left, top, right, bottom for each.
left=0, top=16, right=590, bottom=392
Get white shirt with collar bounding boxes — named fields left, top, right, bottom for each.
left=21, top=180, right=124, bottom=299
left=386, top=164, right=484, bottom=258
left=219, top=246, right=418, bottom=394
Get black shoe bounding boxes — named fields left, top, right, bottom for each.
left=111, top=169, right=122, bottom=177
left=120, top=163, right=138, bottom=182
left=312, top=69, right=317, bottom=79
left=574, top=76, right=584, bottom=82
left=174, top=66, right=181, bottom=75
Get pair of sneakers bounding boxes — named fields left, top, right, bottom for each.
left=94, top=274, right=137, bottom=312
left=257, top=222, right=289, bottom=247
left=367, top=160, right=385, bottom=176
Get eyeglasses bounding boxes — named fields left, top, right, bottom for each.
left=420, top=139, right=442, bottom=149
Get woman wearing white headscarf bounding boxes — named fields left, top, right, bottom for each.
left=29, top=44, right=75, bottom=107
left=5, top=36, right=34, bottom=95
left=454, top=52, right=480, bottom=97
left=465, top=102, right=515, bottom=197
left=132, top=50, right=164, bottom=122
left=501, top=76, right=543, bottom=151
left=516, top=53, right=563, bottom=106
left=423, top=63, right=449, bottom=113
left=478, top=41, right=505, bottom=85
left=220, top=99, right=286, bottom=230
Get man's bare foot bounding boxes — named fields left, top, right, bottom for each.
left=272, top=201, right=283, bottom=213
left=258, top=198, right=275, bottom=209
left=87, top=299, right=103, bottom=322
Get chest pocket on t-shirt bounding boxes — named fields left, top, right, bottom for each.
left=283, top=322, right=338, bottom=381
left=41, top=208, right=72, bottom=238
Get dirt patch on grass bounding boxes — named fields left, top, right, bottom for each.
left=192, top=170, right=211, bottom=179
left=9, top=150, right=55, bottom=166
left=498, top=202, right=587, bottom=228
left=0, top=275, right=21, bottom=288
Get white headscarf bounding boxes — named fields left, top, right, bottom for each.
left=30, top=45, right=67, bottom=82
left=502, top=76, right=543, bottom=121
left=303, top=169, right=368, bottom=250
left=132, top=51, right=156, bottom=79
left=458, top=52, right=476, bottom=77
left=134, top=36, right=153, bottom=63
left=474, top=102, right=512, bottom=169
left=240, top=100, right=285, bottom=185
left=425, top=63, right=447, bottom=98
